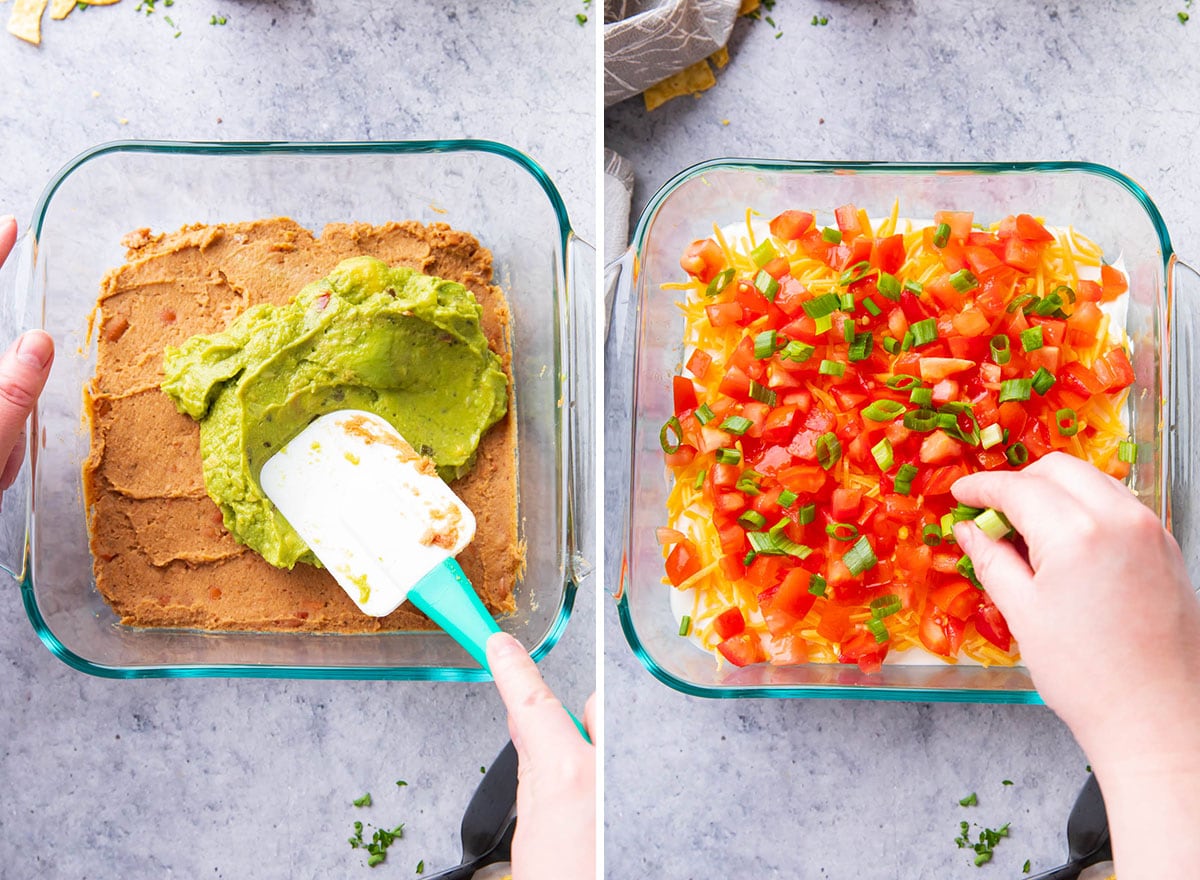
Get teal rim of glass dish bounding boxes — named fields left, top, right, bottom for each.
left=620, top=158, right=1173, bottom=704
left=23, top=138, right=576, bottom=681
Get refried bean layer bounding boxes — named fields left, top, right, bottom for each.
left=82, top=218, right=521, bottom=631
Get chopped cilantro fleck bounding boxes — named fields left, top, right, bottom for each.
left=576, top=12, right=587, bottom=24
left=959, top=792, right=978, bottom=807
left=1180, top=11, right=1191, bottom=22
left=480, top=765, right=486, bottom=774
left=1002, top=779, right=1013, bottom=786
left=353, top=793, right=372, bottom=808
left=1023, top=859, right=1031, bottom=873
left=416, top=860, right=425, bottom=874
left=395, top=780, right=408, bottom=787
left=210, top=14, right=228, bottom=25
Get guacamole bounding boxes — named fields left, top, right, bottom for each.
left=161, top=255, right=508, bottom=570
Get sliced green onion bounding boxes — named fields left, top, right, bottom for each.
left=808, top=573, right=827, bottom=596
left=843, top=535, right=877, bottom=575
left=1055, top=407, right=1078, bottom=437
left=979, top=423, right=1004, bottom=449
left=738, top=510, right=766, bottom=530
left=939, top=400, right=973, bottom=414
left=777, top=489, right=798, bottom=508
left=736, top=469, right=763, bottom=495
left=974, top=508, right=1013, bottom=540
left=819, top=359, right=847, bottom=378
left=743, top=549, right=758, bottom=566
left=678, top=615, right=692, bottom=636
left=821, top=226, right=842, bottom=244
left=900, top=329, right=914, bottom=351
left=826, top=521, right=859, bottom=542
left=1006, top=292, right=1036, bottom=314
left=909, top=386, right=933, bottom=407
left=940, top=512, right=956, bottom=540
left=903, top=408, right=939, bottom=432
left=945, top=408, right=980, bottom=447
left=747, top=531, right=776, bottom=554
left=749, top=381, right=777, bottom=406
left=949, top=269, right=979, bottom=293
left=775, top=536, right=813, bottom=559
left=893, top=463, right=919, bottom=495
left=1020, top=325, right=1044, bottom=352
left=867, top=618, right=890, bottom=644
left=843, top=317, right=856, bottom=342
left=1118, top=440, right=1139, bottom=463
left=814, top=314, right=833, bottom=335
left=797, top=502, right=816, bottom=525
left=750, top=239, right=778, bottom=268
left=990, top=334, right=1012, bottom=365
left=755, top=269, right=780, bottom=301
left=933, top=222, right=951, bottom=248
left=839, top=260, right=872, bottom=286
left=998, top=378, right=1033, bottom=403
left=695, top=403, right=715, bottom=425
left=882, top=335, right=900, bottom=354
left=716, top=447, right=742, bottom=465
left=877, top=273, right=901, bottom=300
left=705, top=268, right=735, bottom=297
left=951, top=503, right=984, bottom=523
left=936, top=412, right=957, bottom=431
left=903, top=279, right=924, bottom=295
left=754, top=329, right=778, bottom=359
left=720, top=415, right=753, bottom=435
left=816, top=431, right=842, bottom=470
left=1005, top=442, right=1029, bottom=466
left=802, top=292, right=841, bottom=319
left=848, top=332, right=873, bottom=362
left=886, top=374, right=922, bottom=391
left=1052, top=283, right=1076, bottom=304
left=1032, top=367, right=1056, bottom=395
left=693, top=469, right=707, bottom=489
left=660, top=417, right=682, bottom=454
left=909, top=318, right=938, bottom=347
left=862, top=399, right=906, bottom=422
left=922, top=524, right=942, bottom=546
left=782, top=340, right=815, bottom=362
left=863, top=297, right=882, bottom=316
left=871, top=437, right=894, bottom=470
left=957, top=554, right=982, bottom=588
left=1033, top=290, right=1065, bottom=316
left=870, top=594, right=902, bottom=617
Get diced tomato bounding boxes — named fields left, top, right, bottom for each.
left=928, top=579, right=979, bottom=621
left=772, top=567, right=818, bottom=621
left=1095, top=348, right=1135, bottom=391
left=769, top=210, right=815, bottom=241
left=745, top=555, right=787, bottom=591
left=1026, top=345, right=1060, bottom=376
left=665, top=540, right=702, bottom=587
left=920, top=430, right=963, bottom=465
left=964, top=245, right=1003, bottom=277
left=1058, top=361, right=1106, bottom=397
left=798, top=228, right=836, bottom=264
left=816, top=603, right=852, bottom=642
left=1100, top=264, right=1128, bottom=302
left=706, top=301, right=743, bottom=327
left=919, top=606, right=966, bottom=657
left=664, top=445, right=696, bottom=468
left=718, top=366, right=752, bottom=400
left=838, top=627, right=889, bottom=673
left=872, top=233, right=906, bottom=274
left=835, top=204, right=864, bottom=241
left=713, top=607, right=747, bottom=640
left=920, top=357, right=975, bottom=383
left=900, top=290, right=932, bottom=322
left=680, top=239, right=726, bottom=283
left=719, top=554, right=745, bottom=582
left=773, top=277, right=807, bottom=316
left=1029, top=317, right=1066, bottom=346
left=1075, top=279, right=1103, bottom=303
left=777, top=464, right=827, bottom=494
left=880, top=493, right=921, bottom=521
left=768, top=634, right=810, bottom=666
left=922, top=463, right=969, bottom=496
left=685, top=348, right=712, bottom=380
left=934, top=210, right=974, bottom=244
left=831, top=487, right=862, bottom=520
left=761, top=406, right=800, bottom=445
left=1003, top=237, right=1040, bottom=272
left=972, top=597, right=1012, bottom=651
left=716, top=521, right=745, bottom=557
left=673, top=375, right=698, bottom=416
left=717, top=632, right=766, bottom=667
left=1015, top=214, right=1055, bottom=243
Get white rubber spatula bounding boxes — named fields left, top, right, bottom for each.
left=258, top=410, right=499, bottom=668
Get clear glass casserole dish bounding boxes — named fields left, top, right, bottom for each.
left=0, top=139, right=594, bottom=680
left=606, top=159, right=1199, bottom=703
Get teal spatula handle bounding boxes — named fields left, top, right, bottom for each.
left=408, top=559, right=590, bottom=741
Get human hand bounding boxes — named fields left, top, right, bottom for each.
left=952, top=452, right=1200, bottom=880
left=486, top=632, right=595, bottom=880
left=0, top=216, right=53, bottom=492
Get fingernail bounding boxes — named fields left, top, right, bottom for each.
left=0, top=215, right=14, bottom=228
left=15, top=331, right=52, bottom=369
left=486, top=631, right=524, bottom=659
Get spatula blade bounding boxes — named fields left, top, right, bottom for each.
left=259, top=410, right=476, bottom=618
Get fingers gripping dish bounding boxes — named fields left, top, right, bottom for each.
left=664, top=206, right=1133, bottom=671
left=83, top=218, right=522, bottom=632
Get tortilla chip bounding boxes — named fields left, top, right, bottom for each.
left=49, top=0, right=73, bottom=19
left=739, top=0, right=759, bottom=14
left=7, top=0, right=47, bottom=43
left=710, top=46, right=730, bottom=69
left=643, top=60, right=717, bottom=112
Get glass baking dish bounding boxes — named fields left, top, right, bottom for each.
left=0, top=139, right=594, bottom=680
left=607, top=159, right=1200, bottom=703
